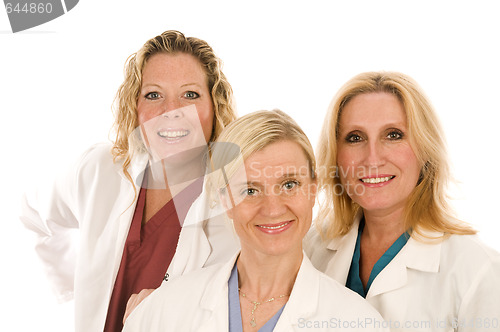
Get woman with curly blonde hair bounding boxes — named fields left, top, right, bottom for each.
left=21, top=30, right=239, bottom=332
left=305, top=71, right=500, bottom=332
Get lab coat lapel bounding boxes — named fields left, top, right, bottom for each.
left=167, top=185, right=215, bottom=277
left=366, top=229, right=442, bottom=299
left=275, top=254, right=319, bottom=331
left=111, top=153, right=148, bottom=284
left=114, top=154, right=219, bottom=279
left=323, top=215, right=361, bottom=284
left=197, top=253, right=238, bottom=331
left=111, top=182, right=139, bottom=278
left=75, top=151, right=148, bottom=332
left=365, top=252, right=408, bottom=299
left=194, top=253, right=323, bottom=332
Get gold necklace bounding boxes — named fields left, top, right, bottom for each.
left=238, top=288, right=289, bottom=327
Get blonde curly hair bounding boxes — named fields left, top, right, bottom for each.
left=111, top=30, right=236, bottom=185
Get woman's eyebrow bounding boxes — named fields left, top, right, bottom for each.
left=233, top=181, right=262, bottom=188
left=180, top=83, right=201, bottom=88
left=280, top=170, right=310, bottom=178
left=141, top=83, right=162, bottom=89
left=340, top=122, right=406, bottom=131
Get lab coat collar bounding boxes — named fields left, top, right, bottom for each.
left=120, top=150, right=219, bottom=278
left=199, top=252, right=238, bottom=311
left=196, top=252, right=237, bottom=331
left=367, top=230, right=442, bottom=298
left=323, top=211, right=443, bottom=298
left=403, top=228, right=442, bottom=273
left=123, top=151, right=149, bottom=186
left=278, top=253, right=320, bottom=329
left=110, top=160, right=147, bottom=299
left=112, top=151, right=148, bottom=274
left=322, top=212, right=362, bottom=285
left=166, top=184, right=218, bottom=277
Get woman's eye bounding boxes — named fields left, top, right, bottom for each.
left=346, top=134, right=363, bottom=143
left=184, top=91, right=200, bottom=99
left=145, top=92, right=160, bottom=100
left=241, top=187, right=258, bottom=197
left=283, top=180, right=299, bottom=191
left=387, top=130, right=404, bottom=140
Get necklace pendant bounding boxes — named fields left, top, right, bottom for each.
left=250, top=318, right=257, bottom=327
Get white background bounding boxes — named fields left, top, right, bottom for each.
left=1, top=1, right=499, bottom=330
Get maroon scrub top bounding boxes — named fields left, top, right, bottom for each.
left=103, top=177, right=203, bottom=332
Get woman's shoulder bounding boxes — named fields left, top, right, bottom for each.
left=436, top=234, right=500, bottom=315
left=146, top=260, right=230, bottom=306
left=31, top=143, right=120, bottom=202
left=440, top=233, right=500, bottom=271
left=76, top=142, right=117, bottom=170
left=443, top=233, right=499, bottom=259
left=124, top=262, right=229, bottom=330
left=303, top=220, right=355, bottom=261
left=167, top=262, right=226, bottom=288
left=69, top=142, right=129, bottom=185
left=303, top=222, right=333, bottom=254
left=416, top=233, right=500, bottom=298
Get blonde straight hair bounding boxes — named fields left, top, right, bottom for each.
left=316, top=71, right=475, bottom=240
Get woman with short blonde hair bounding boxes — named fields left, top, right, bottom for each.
left=124, top=110, right=387, bottom=332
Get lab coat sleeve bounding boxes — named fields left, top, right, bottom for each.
left=20, top=147, right=93, bottom=302
left=456, top=256, right=500, bottom=331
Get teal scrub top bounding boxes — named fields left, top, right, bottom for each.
left=346, top=218, right=410, bottom=298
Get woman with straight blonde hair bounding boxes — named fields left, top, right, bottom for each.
left=124, top=110, right=387, bottom=332
left=20, top=30, right=239, bottom=332
left=305, top=71, right=500, bottom=332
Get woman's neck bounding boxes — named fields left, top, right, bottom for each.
left=236, top=247, right=302, bottom=301
left=362, top=206, right=406, bottom=246
left=146, top=156, right=204, bottom=193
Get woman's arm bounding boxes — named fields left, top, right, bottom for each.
left=456, top=256, right=500, bottom=331
left=19, top=147, right=92, bottom=302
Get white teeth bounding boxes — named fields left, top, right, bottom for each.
left=361, top=176, right=394, bottom=184
left=258, top=222, right=289, bottom=230
left=158, top=130, right=189, bottom=139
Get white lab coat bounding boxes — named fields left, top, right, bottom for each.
left=304, top=213, right=500, bottom=332
left=123, top=252, right=389, bottom=332
left=20, top=143, right=240, bottom=332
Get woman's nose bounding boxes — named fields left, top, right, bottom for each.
left=161, top=100, right=184, bottom=118
left=260, top=189, right=287, bottom=218
left=364, top=141, right=386, bottom=167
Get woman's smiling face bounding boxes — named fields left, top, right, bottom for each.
left=136, top=52, right=214, bottom=162
left=337, top=92, right=421, bottom=216
left=224, top=140, right=316, bottom=258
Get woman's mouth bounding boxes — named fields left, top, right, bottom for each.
left=258, top=221, right=290, bottom=230
left=256, top=220, right=293, bottom=234
left=360, top=175, right=395, bottom=184
left=157, top=129, right=190, bottom=140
